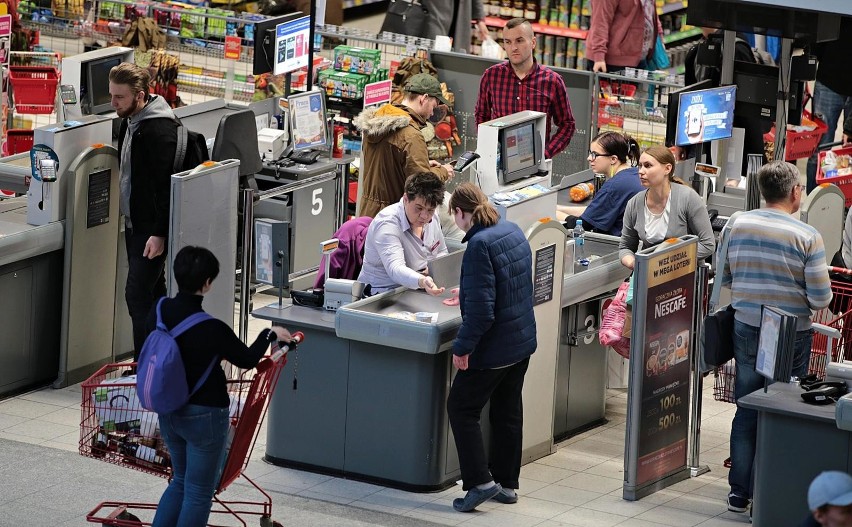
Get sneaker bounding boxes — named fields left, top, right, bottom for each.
left=491, top=487, right=518, bottom=504
left=453, top=484, right=501, bottom=512
left=727, top=492, right=750, bottom=513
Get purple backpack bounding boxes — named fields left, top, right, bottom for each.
left=137, top=298, right=216, bottom=415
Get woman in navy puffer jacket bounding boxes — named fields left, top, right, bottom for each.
left=446, top=183, right=537, bottom=513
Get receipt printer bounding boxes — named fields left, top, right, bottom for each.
left=258, top=128, right=288, bottom=161
left=323, top=279, right=365, bottom=311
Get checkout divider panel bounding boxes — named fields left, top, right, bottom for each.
left=344, top=341, right=456, bottom=489
left=265, top=324, right=349, bottom=471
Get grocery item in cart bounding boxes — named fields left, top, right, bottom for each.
left=92, top=375, right=158, bottom=437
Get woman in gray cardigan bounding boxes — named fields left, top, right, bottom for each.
left=619, top=145, right=715, bottom=269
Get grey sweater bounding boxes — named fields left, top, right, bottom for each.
left=618, top=183, right=716, bottom=261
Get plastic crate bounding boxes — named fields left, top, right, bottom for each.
left=9, top=66, right=59, bottom=114
left=3, top=129, right=34, bottom=155
left=816, top=147, right=852, bottom=207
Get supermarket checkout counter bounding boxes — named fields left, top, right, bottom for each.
left=0, top=198, right=64, bottom=394
left=738, top=382, right=852, bottom=526
left=554, top=172, right=632, bottom=439
left=255, top=218, right=566, bottom=490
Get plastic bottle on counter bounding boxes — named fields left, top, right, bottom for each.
left=569, top=182, right=595, bottom=202
left=573, top=220, right=588, bottom=266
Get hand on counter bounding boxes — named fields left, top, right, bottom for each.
left=453, top=353, right=469, bottom=371
left=442, top=287, right=460, bottom=307
left=419, top=275, right=445, bottom=296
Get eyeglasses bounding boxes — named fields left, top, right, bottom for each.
left=588, top=150, right=610, bottom=160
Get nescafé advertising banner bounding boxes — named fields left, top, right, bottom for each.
left=636, top=241, right=696, bottom=486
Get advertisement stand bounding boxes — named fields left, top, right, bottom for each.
left=623, top=235, right=698, bottom=501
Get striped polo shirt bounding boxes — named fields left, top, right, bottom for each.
left=721, top=209, right=832, bottom=331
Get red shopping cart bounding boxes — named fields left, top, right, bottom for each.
left=79, top=332, right=304, bottom=527
left=713, top=269, right=852, bottom=403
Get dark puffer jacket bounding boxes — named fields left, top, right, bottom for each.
left=453, top=218, right=537, bottom=369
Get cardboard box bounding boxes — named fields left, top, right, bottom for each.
left=333, top=45, right=381, bottom=75
left=318, top=69, right=370, bottom=100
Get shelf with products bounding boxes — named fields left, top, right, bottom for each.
left=657, top=1, right=688, bottom=16
left=663, top=27, right=702, bottom=45
left=482, top=16, right=588, bottom=40
left=343, top=0, right=387, bottom=7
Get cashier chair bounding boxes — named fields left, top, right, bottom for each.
left=210, top=109, right=264, bottom=269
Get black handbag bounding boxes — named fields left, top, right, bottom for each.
left=702, top=305, right=735, bottom=367
left=380, top=0, right=428, bottom=37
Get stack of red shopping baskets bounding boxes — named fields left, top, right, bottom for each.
left=713, top=270, right=852, bottom=403
left=79, top=333, right=303, bottom=527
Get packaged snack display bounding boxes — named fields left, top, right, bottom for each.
left=332, top=45, right=381, bottom=75
left=318, top=69, right=370, bottom=100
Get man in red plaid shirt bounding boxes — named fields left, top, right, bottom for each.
left=475, top=18, right=576, bottom=159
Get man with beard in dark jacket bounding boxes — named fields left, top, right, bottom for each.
left=109, top=62, right=179, bottom=359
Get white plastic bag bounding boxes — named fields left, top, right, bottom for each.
left=481, top=37, right=505, bottom=59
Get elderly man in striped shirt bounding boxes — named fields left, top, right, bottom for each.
left=720, top=160, right=833, bottom=515
left=474, top=18, right=576, bottom=159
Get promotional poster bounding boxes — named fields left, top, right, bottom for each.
left=635, top=242, right=696, bottom=486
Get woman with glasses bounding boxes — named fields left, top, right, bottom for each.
left=619, top=145, right=715, bottom=270
left=557, top=131, right=645, bottom=236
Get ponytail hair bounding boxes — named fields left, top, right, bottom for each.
left=449, top=183, right=499, bottom=227
left=592, top=131, right=641, bottom=167
left=642, top=145, right=686, bottom=185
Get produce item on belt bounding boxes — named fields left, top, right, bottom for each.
left=569, top=182, right=595, bottom=202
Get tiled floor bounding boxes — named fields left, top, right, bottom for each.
left=0, top=305, right=752, bottom=527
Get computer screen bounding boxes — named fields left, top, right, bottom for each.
left=288, top=89, right=327, bottom=152
left=88, top=56, right=123, bottom=115
left=674, top=85, right=737, bottom=147
left=274, top=15, right=310, bottom=76
left=504, top=122, right=536, bottom=174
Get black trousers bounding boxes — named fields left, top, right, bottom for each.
left=447, top=357, right=530, bottom=491
left=125, top=228, right=167, bottom=359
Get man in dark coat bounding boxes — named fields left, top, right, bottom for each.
left=109, top=62, right=179, bottom=358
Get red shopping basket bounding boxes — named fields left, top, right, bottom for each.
left=764, top=113, right=828, bottom=161
left=9, top=66, right=59, bottom=114
left=3, top=129, right=35, bottom=156
left=816, top=146, right=852, bottom=207
left=81, top=332, right=303, bottom=526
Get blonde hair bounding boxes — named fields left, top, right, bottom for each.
left=108, top=62, right=150, bottom=98
left=449, top=183, right=499, bottom=227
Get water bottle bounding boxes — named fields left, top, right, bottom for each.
left=573, top=220, right=588, bottom=265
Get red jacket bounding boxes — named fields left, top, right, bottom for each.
left=586, top=0, right=663, bottom=68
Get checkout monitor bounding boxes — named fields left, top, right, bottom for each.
left=499, top=120, right=542, bottom=185
left=673, top=85, right=737, bottom=148
left=288, top=89, right=328, bottom=156
left=87, top=56, right=123, bottom=115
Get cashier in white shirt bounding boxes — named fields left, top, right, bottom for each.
left=358, top=172, right=449, bottom=296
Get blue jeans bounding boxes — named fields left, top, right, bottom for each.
left=152, top=405, right=230, bottom=527
left=728, top=320, right=812, bottom=498
left=806, top=81, right=852, bottom=192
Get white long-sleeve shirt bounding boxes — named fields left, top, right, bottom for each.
left=357, top=199, right=448, bottom=293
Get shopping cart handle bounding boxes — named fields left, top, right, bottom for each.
left=268, top=331, right=305, bottom=363
left=829, top=266, right=852, bottom=276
